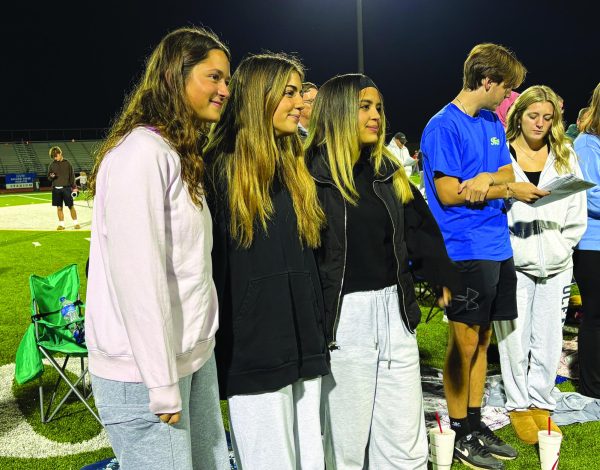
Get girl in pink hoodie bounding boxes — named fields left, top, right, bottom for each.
left=85, top=27, right=231, bottom=469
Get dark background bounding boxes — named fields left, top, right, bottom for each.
left=2, top=0, right=598, bottom=145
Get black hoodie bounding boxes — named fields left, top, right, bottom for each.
left=208, top=174, right=329, bottom=399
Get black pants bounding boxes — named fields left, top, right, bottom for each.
left=573, top=250, right=600, bottom=398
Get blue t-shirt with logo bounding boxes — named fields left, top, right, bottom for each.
left=420, top=103, right=512, bottom=261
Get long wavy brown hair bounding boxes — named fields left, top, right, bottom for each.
left=205, top=53, right=324, bottom=248
left=88, top=27, right=230, bottom=206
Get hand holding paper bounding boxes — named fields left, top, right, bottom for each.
left=526, top=175, right=596, bottom=207
left=509, top=182, right=550, bottom=203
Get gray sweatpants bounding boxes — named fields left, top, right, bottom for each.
left=228, top=376, right=324, bottom=470
left=322, top=285, right=428, bottom=470
left=495, top=268, right=572, bottom=411
left=91, top=353, right=230, bottom=470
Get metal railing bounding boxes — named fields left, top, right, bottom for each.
left=0, top=128, right=107, bottom=143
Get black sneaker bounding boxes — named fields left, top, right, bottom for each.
left=473, top=426, right=518, bottom=460
left=454, top=433, right=505, bottom=469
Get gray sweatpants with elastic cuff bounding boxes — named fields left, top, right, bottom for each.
left=91, top=353, right=229, bottom=470
left=322, top=285, right=428, bottom=470
left=495, top=268, right=572, bottom=411
left=227, top=376, right=324, bottom=470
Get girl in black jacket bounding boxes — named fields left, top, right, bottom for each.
left=204, top=53, right=328, bottom=470
left=305, top=74, right=461, bottom=469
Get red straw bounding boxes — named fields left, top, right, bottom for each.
left=436, top=411, right=443, bottom=434
left=548, top=416, right=551, bottom=435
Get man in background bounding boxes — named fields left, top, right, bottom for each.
left=48, top=146, right=79, bottom=230
left=386, top=131, right=417, bottom=176
left=299, top=82, right=318, bottom=139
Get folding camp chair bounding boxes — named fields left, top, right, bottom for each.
left=412, top=273, right=444, bottom=323
left=28, top=263, right=100, bottom=424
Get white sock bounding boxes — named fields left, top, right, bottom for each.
left=59, top=221, right=65, bottom=227
left=73, top=219, right=79, bottom=225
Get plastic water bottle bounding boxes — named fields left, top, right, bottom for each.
left=60, top=296, right=84, bottom=343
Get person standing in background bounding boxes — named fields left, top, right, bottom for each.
left=299, top=81, right=318, bottom=139
left=386, top=131, right=416, bottom=176
left=75, top=170, right=88, bottom=191
left=566, top=107, right=589, bottom=141
left=574, top=82, right=600, bottom=399
left=495, top=90, right=520, bottom=128
left=48, top=146, right=79, bottom=230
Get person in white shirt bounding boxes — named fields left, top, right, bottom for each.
left=386, top=131, right=416, bottom=176
left=75, top=171, right=88, bottom=191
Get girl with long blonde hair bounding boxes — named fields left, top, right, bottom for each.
left=204, top=52, right=328, bottom=469
left=573, top=82, right=600, bottom=399
left=305, top=74, right=459, bottom=469
left=85, top=27, right=231, bottom=469
left=494, top=85, right=587, bottom=444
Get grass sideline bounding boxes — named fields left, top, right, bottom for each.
left=1, top=225, right=598, bottom=468
left=0, top=191, right=92, bottom=209
left=0, top=192, right=53, bottom=207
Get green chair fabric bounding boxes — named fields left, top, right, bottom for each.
left=14, top=324, right=44, bottom=385
left=29, top=263, right=87, bottom=353
left=14, top=263, right=100, bottom=424
left=15, top=264, right=87, bottom=385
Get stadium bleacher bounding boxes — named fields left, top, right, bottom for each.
left=0, top=140, right=100, bottom=176
left=0, top=143, right=23, bottom=174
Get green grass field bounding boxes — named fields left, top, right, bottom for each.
left=0, top=192, right=53, bottom=207
left=0, top=191, right=92, bottom=209
left=1, top=195, right=598, bottom=469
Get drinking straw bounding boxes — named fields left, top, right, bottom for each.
left=548, top=416, right=551, bottom=435
left=436, top=411, right=443, bottom=434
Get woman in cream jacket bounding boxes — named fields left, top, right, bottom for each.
left=494, top=85, right=587, bottom=445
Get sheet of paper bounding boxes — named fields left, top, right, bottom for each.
left=527, top=175, right=596, bottom=207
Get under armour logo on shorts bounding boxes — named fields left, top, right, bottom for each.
left=453, top=288, right=480, bottom=310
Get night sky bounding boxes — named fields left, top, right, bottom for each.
left=2, top=0, right=598, bottom=144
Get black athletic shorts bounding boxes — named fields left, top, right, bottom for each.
left=445, top=258, right=517, bottom=326
left=52, top=187, right=74, bottom=208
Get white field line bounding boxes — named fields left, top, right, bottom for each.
left=0, top=202, right=92, bottom=231
left=0, top=193, right=93, bottom=209
left=0, top=362, right=110, bottom=457
left=0, top=193, right=42, bottom=198
left=17, top=196, right=50, bottom=202
left=0, top=194, right=51, bottom=202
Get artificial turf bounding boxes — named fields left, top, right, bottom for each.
left=1, top=222, right=598, bottom=469
left=0, top=192, right=52, bottom=207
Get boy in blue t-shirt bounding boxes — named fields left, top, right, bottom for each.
left=421, top=43, right=527, bottom=470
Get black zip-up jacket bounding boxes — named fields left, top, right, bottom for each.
left=207, top=174, right=329, bottom=399
left=307, top=148, right=463, bottom=349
